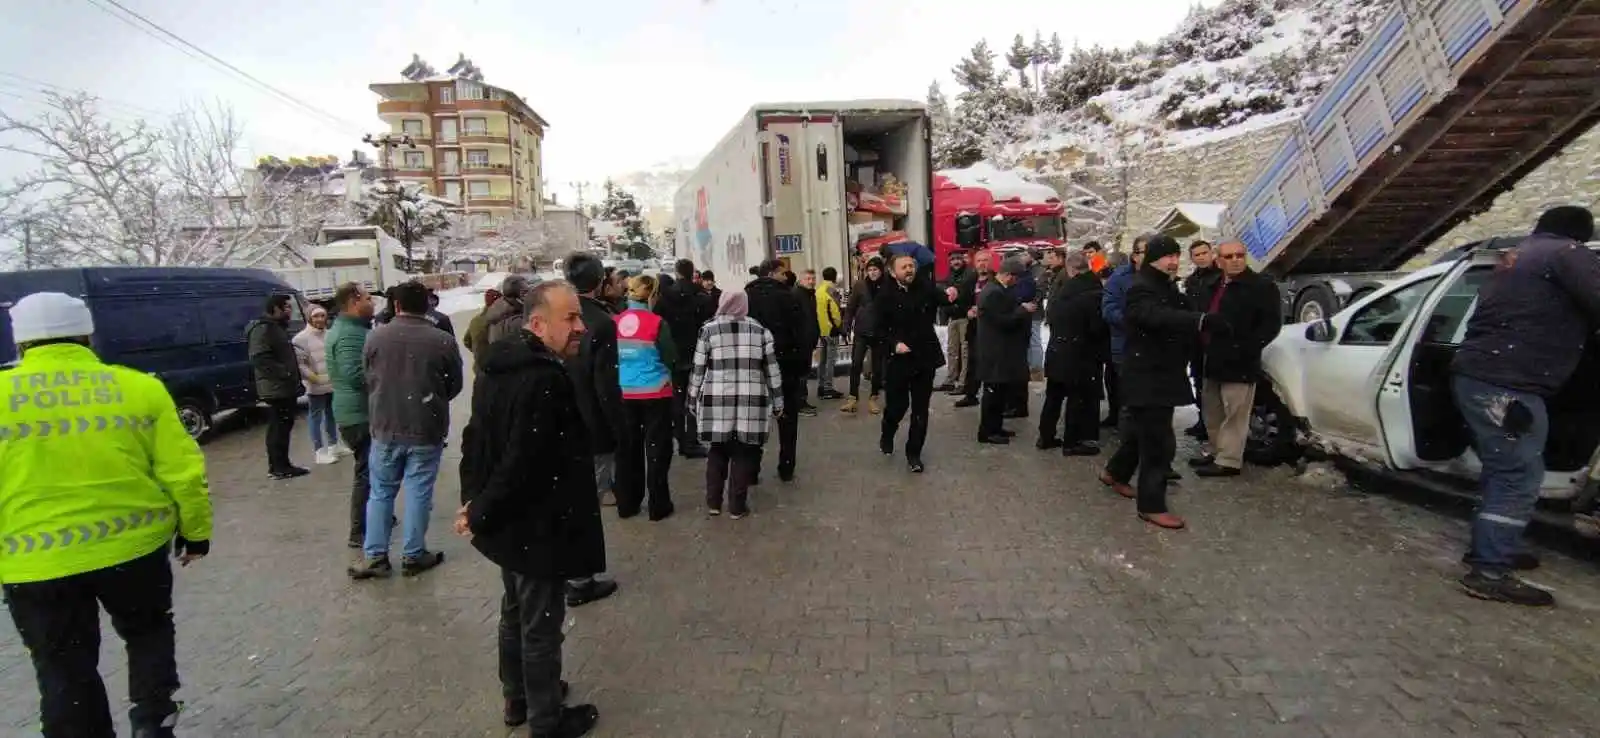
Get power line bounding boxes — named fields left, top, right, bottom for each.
left=0, top=70, right=169, bottom=117
left=78, top=0, right=369, bottom=137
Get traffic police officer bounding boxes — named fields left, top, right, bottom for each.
left=1, top=291, right=213, bottom=738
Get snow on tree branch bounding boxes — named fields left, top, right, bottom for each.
left=0, top=93, right=344, bottom=269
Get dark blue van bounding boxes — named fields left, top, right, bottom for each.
left=0, top=267, right=308, bottom=441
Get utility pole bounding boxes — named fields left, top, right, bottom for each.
left=569, top=180, right=590, bottom=215
left=363, top=133, right=418, bottom=268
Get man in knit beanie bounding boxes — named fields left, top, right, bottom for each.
left=1449, top=206, right=1600, bottom=607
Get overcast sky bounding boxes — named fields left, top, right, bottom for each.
left=0, top=0, right=1209, bottom=204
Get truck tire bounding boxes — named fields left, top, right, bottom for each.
left=174, top=395, right=214, bottom=444
left=1293, top=284, right=1337, bottom=324
left=1244, top=380, right=1299, bottom=467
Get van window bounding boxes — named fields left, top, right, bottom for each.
left=1341, top=276, right=1440, bottom=346
left=92, top=300, right=206, bottom=356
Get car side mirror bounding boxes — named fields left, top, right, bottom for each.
left=1305, top=319, right=1335, bottom=343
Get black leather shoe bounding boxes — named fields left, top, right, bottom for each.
left=566, top=579, right=619, bottom=607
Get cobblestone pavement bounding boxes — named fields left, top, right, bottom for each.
left=5, top=340, right=1600, bottom=736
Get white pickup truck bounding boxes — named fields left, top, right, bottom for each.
left=1249, top=243, right=1600, bottom=533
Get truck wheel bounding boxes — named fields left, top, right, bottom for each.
left=1244, top=381, right=1299, bottom=467
left=174, top=397, right=214, bottom=444
left=1294, top=284, right=1337, bottom=324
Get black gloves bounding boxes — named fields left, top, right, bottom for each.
left=174, top=536, right=210, bottom=557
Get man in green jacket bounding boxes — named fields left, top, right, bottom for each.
left=2, top=292, right=213, bottom=738
left=326, top=282, right=376, bottom=548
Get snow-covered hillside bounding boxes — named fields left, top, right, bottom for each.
left=939, top=0, right=1388, bottom=173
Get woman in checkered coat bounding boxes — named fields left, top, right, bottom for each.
left=688, top=289, right=785, bottom=518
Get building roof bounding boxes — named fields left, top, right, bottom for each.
left=1154, top=202, right=1227, bottom=238
left=369, top=78, right=550, bottom=129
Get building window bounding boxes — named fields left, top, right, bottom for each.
left=466, top=149, right=489, bottom=167
left=468, top=180, right=491, bottom=196
left=458, top=81, right=485, bottom=100
left=438, top=86, right=453, bottom=104
left=403, top=151, right=425, bottom=169
left=463, top=117, right=488, bottom=135
left=402, top=119, right=424, bottom=135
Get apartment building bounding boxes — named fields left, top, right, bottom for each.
left=370, top=56, right=548, bottom=229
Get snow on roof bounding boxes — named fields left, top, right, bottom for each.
left=1154, top=202, right=1227, bottom=237
left=751, top=99, right=925, bottom=115
left=938, top=163, right=1061, bottom=204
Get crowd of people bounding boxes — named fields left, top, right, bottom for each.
left=6, top=206, right=1595, bottom=736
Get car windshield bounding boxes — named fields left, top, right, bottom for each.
left=989, top=215, right=1062, bottom=241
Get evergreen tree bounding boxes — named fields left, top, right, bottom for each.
left=952, top=40, right=1000, bottom=91
left=594, top=179, right=649, bottom=254
left=1005, top=35, right=1033, bottom=87
left=1031, top=31, right=1049, bottom=91
left=927, top=81, right=956, bottom=169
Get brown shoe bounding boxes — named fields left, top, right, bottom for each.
left=1097, top=470, right=1135, bottom=499
left=868, top=396, right=881, bottom=415
left=1138, top=512, right=1186, bottom=530
left=840, top=396, right=858, bottom=413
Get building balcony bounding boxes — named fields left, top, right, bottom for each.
left=459, top=133, right=510, bottom=146
left=456, top=99, right=511, bottom=113
left=461, top=163, right=513, bottom=177
left=392, top=165, right=433, bottom=177
left=377, top=100, right=429, bottom=116
left=467, top=196, right=515, bottom=208
left=438, top=164, right=461, bottom=177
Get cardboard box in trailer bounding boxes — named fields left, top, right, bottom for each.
left=674, top=100, right=932, bottom=290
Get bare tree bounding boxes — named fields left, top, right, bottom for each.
left=0, top=93, right=345, bottom=268
left=479, top=215, right=562, bottom=271
left=164, top=102, right=346, bottom=268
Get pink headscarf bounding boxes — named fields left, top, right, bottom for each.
left=716, top=289, right=749, bottom=319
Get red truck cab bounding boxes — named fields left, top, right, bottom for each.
left=931, top=172, right=1066, bottom=280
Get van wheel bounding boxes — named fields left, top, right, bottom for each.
left=1294, top=284, right=1337, bottom=324
left=174, top=398, right=213, bottom=444
left=1245, top=381, right=1299, bottom=467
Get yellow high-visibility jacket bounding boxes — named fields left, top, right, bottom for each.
left=816, top=280, right=843, bottom=336
left=0, top=343, right=212, bottom=584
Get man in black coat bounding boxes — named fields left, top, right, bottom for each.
left=953, top=249, right=992, bottom=406
left=938, top=250, right=971, bottom=393
left=1098, top=235, right=1220, bottom=531
left=653, top=258, right=714, bottom=457
left=456, top=281, right=605, bottom=737
left=561, top=254, right=623, bottom=609
left=247, top=294, right=307, bottom=479
left=1182, top=240, right=1220, bottom=441
left=1039, top=250, right=1108, bottom=456
left=874, top=253, right=952, bottom=472
left=974, top=257, right=1037, bottom=443
left=745, top=258, right=810, bottom=481
left=792, top=270, right=823, bottom=415
left=1190, top=240, right=1280, bottom=478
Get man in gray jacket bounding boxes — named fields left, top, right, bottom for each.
left=248, top=294, right=308, bottom=480
left=349, top=281, right=465, bottom=579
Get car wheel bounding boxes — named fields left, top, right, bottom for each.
left=174, top=397, right=213, bottom=444
left=1244, top=380, right=1299, bottom=467
left=1294, top=284, right=1337, bottom=324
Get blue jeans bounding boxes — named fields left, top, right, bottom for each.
left=1452, top=374, right=1549, bottom=577
left=306, top=394, right=339, bottom=449
left=1028, top=321, right=1044, bottom=370
left=364, top=440, right=445, bottom=560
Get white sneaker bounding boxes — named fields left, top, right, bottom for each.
left=331, top=442, right=354, bottom=457
left=313, top=447, right=338, bottom=465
